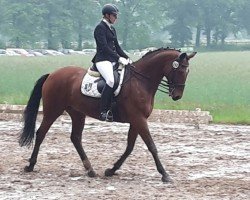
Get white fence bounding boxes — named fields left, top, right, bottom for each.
left=0, top=104, right=212, bottom=125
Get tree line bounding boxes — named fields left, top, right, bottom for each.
left=0, top=0, right=249, bottom=50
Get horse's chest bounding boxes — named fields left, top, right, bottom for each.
left=134, top=89, right=152, bottom=111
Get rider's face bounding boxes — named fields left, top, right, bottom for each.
left=109, top=13, right=117, bottom=24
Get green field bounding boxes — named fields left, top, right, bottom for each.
left=0, top=52, right=249, bottom=124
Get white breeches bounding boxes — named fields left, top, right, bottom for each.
left=96, top=61, right=115, bottom=88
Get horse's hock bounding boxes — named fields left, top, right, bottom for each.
left=0, top=104, right=212, bottom=124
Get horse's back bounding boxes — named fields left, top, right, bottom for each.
left=44, top=66, right=86, bottom=91
left=49, top=66, right=86, bottom=79
left=42, top=66, right=87, bottom=111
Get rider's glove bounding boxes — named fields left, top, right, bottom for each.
left=118, top=57, right=129, bottom=65
left=127, top=58, right=133, bottom=64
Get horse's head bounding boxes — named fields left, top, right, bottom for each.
left=165, top=52, right=197, bottom=101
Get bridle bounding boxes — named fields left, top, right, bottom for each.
left=159, top=61, right=189, bottom=95
left=122, top=60, right=189, bottom=96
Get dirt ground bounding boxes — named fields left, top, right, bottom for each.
left=0, top=115, right=249, bottom=200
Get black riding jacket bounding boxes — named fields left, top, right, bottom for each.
left=92, top=20, right=128, bottom=63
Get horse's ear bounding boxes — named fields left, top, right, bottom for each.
left=187, top=52, right=197, bottom=60
left=179, top=53, right=187, bottom=61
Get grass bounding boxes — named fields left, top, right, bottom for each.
left=0, top=55, right=91, bottom=103
left=0, top=52, right=249, bottom=124
left=155, top=51, right=250, bottom=124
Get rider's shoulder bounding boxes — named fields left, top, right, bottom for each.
left=95, top=21, right=106, bottom=30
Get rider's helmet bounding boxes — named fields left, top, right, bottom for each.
left=102, top=4, right=119, bottom=15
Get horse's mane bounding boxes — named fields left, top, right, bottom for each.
left=142, top=47, right=181, bottom=59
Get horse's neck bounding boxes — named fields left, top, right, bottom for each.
left=136, top=61, right=163, bottom=85
left=134, top=52, right=176, bottom=93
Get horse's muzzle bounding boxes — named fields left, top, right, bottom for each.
left=169, top=87, right=183, bottom=101
left=172, top=96, right=181, bottom=101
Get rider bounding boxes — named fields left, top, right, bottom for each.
left=92, top=3, right=131, bottom=122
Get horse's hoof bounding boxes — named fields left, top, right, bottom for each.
left=162, top=175, right=173, bottom=183
left=105, top=168, right=115, bottom=177
left=87, top=170, right=97, bottom=178
left=24, top=166, right=33, bottom=172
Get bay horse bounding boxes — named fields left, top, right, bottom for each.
left=19, top=48, right=196, bottom=183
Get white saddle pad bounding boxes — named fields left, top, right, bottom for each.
left=81, top=65, right=126, bottom=98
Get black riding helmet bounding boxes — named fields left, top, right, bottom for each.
left=102, top=4, right=119, bottom=15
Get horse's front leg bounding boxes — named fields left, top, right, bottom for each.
left=137, top=118, right=172, bottom=183
left=105, top=124, right=138, bottom=176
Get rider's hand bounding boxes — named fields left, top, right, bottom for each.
left=127, top=58, right=133, bottom=64
left=118, top=57, right=129, bottom=65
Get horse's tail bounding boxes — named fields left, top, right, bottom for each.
left=19, top=74, right=50, bottom=147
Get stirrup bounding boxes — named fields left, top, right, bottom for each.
left=100, top=110, right=113, bottom=122
left=106, top=110, right=113, bottom=122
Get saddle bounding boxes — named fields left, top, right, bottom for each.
left=81, top=63, right=126, bottom=98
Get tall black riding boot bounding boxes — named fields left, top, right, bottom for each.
left=100, top=84, right=113, bottom=122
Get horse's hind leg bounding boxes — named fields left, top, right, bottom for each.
left=67, top=109, right=96, bottom=177
left=25, top=115, right=59, bottom=172
left=105, top=125, right=138, bottom=177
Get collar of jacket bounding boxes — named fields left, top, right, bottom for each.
left=102, top=19, right=113, bottom=30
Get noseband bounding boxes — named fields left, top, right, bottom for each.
left=159, top=62, right=189, bottom=95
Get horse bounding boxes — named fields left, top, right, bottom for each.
left=19, top=48, right=196, bottom=183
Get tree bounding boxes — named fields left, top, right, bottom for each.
left=0, top=0, right=8, bottom=48
left=193, top=0, right=237, bottom=47
left=117, top=0, right=163, bottom=49
left=1, top=0, right=46, bottom=48
left=68, top=0, right=99, bottom=50
left=0, top=0, right=248, bottom=50
left=35, top=0, right=67, bottom=49
left=236, top=0, right=250, bottom=35
left=212, top=0, right=236, bottom=45
left=161, top=0, right=195, bottom=47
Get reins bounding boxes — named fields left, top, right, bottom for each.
left=159, top=79, right=169, bottom=94
left=123, top=64, right=186, bottom=95
left=130, top=65, right=150, bottom=80
left=122, top=64, right=150, bottom=86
